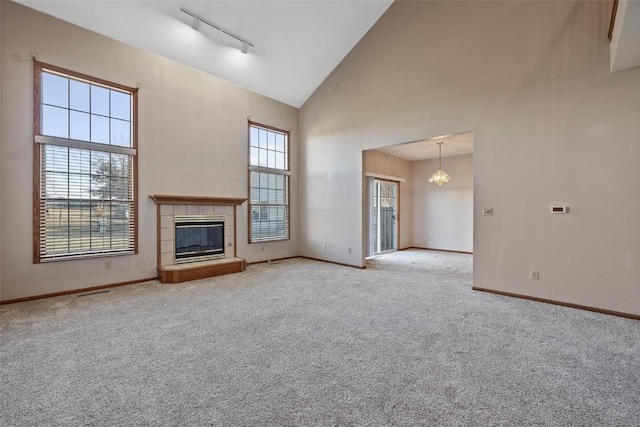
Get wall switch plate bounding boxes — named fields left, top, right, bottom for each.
left=483, top=208, right=494, bottom=216
left=530, top=270, right=539, bottom=280
left=322, top=244, right=326, bottom=250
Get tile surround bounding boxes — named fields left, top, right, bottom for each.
left=158, top=203, right=237, bottom=268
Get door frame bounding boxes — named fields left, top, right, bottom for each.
left=367, top=177, right=401, bottom=257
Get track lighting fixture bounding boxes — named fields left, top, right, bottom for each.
left=181, top=8, right=254, bottom=54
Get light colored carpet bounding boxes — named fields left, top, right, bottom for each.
left=1, top=250, right=639, bottom=426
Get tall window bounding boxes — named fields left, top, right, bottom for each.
left=248, top=122, right=289, bottom=242
left=33, top=62, right=138, bottom=262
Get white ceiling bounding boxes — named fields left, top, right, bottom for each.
left=15, top=0, right=394, bottom=108
left=375, top=133, right=474, bottom=162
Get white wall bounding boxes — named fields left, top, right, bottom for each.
left=412, top=154, right=473, bottom=253
left=0, top=2, right=298, bottom=301
left=299, top=1, right=640, bottom=314
left=363, top=150, right=412, bottom=250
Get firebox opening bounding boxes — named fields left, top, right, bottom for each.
left=174, top=215, right=225, bottom=263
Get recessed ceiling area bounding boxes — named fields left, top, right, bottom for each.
left=15, top=0, right=393, bottom=108
left=375, top=133, right=474, bottom=162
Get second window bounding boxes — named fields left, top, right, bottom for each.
left=248, top=122, right=289, bottom=242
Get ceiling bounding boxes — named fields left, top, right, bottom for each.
left=375, top=133, right=474, bottom=162
left=16, top=0, right=637, bottom=150
left=15, top=0, right=394, bottom=108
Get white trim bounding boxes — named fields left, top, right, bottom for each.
left=364, top=172, right=406, bottom=182
left=249, top=165, right=291, bottom=176
left=36, top=135, right=137, bottom=156
left=41, top=250, right=135, bottom=262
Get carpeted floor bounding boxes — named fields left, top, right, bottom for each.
left=1, top=250, right=639, bottom=426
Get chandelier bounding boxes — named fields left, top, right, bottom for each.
left=429, top=142, right=451, bottom=185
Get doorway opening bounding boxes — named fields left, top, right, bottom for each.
left=363, top=131, right=474, bottom=264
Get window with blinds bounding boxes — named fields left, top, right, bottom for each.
left=33, top=62, right=137, bottom=262
left=248, top=122, right=290, bottom=242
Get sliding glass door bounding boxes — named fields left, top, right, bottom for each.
left=370, top=179, right=398, bottom=255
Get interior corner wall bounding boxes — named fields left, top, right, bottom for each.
left=363, top=150, right=412, bottom=250
left=0, top=2, right=298, bottom=301
left=412, top=154, right=473, bottom=253
left=0, top=0, right=3, bottom=298
left=299, top=0, right=640, bottom=314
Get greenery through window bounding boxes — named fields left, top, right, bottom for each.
left=248, top=122, right=289, bottom=242
left=34, top=62, right=137, bottom=261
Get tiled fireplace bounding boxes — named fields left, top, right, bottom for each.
left=150, top=195, right=246, bottom=283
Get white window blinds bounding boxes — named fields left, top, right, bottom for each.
left=248, top=123, right=290, bottom=242
left=34, top=63, right=137, bottom=262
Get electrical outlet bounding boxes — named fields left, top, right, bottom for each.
left=530, top=270, right=539, bottom=280
left=105, top=260, right=112, bottom=270
left=322, top=244, right=326, bottom=250
left=483, top=208, right=494, bottom=216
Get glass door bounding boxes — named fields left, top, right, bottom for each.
left=371, top=179, right=398, bottom=255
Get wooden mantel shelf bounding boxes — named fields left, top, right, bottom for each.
left=150, top=194, right=246, bottom=206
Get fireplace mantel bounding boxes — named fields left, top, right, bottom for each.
left=150, top=194, right=246, bottom=206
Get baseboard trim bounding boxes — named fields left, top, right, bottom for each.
left=300, top=256, right=366, bottom=269
left=0, top=277, right=157, bottom=305
left=408, top=246, right=473, bottom=255
left=472, top=287, right=640, bottom=321
left=246, top=256, right=300, bottom=266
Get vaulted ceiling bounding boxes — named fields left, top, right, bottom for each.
left=15, top=1, right=393, bottom=108
left=14, top=0, right=637, bottom=162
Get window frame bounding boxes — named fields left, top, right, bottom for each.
left=247, top=120, right=290, bottom=243
left=33, top=61, right=139, bottom=263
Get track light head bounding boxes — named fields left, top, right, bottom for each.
left=191, top=17, right=201, bottom=31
